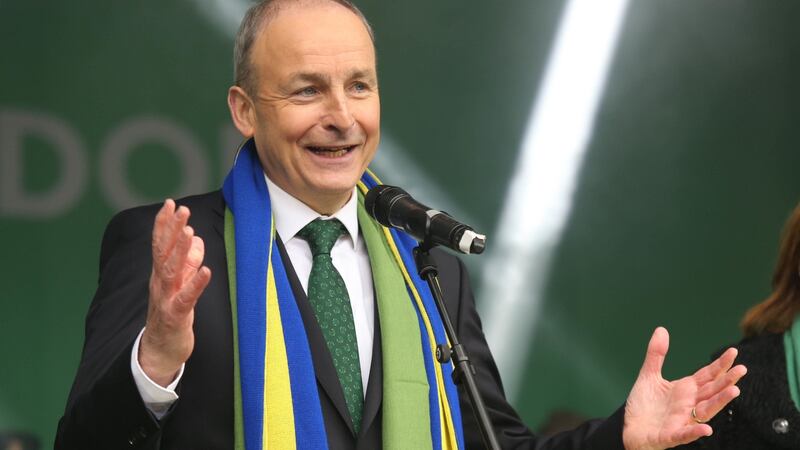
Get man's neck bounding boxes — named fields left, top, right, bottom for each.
left=264, top=174, right=360, bottom=247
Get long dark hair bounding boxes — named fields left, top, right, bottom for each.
left=741, top=201, right=800, bottom=337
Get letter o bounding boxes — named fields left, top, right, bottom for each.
left=99, top=117, right=209, bottom=210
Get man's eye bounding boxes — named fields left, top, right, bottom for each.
left=352, top=82, right=368, bottom=93
left=298, top=87, right=318, bottom=96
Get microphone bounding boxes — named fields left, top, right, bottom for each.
left=365, top=185, right=486, bottom=255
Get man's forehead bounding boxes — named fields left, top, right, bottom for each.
left=257, top=0, right=372, bottom=43
left=254, top=3, right=375, bottom=64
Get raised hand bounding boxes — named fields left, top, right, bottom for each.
left=139, top=199, right=212, bottom=387
left=622, top=327, right=747, bottom=450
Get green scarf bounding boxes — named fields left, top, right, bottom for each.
left=784, top=315, right=800, bottom=411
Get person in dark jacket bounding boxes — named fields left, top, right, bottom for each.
left=684, top=201, right=800, bottom=449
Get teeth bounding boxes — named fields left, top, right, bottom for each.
left=311, top=146, right=350, bottom=151
left=308, top=145, right=353, bottom=156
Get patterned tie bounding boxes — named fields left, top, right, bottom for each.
left=297, top=218, right=363, bottom=433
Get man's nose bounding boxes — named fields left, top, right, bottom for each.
left=322, top=93, right=356, bottom=133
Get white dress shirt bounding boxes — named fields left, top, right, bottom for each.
left=132, top=176, right=375, bottom=419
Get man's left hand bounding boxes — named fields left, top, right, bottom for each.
left=622, top=327, right=747, bottom=450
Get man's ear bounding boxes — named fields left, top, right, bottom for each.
left=228, top=86, right=256, bottom=137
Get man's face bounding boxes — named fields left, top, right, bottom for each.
left=244, top=3, right=379, bottom=213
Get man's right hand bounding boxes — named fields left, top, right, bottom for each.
left=139, top=199, right=212, bottom=387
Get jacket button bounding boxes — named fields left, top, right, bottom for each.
left=772, top=418, right=789, bottom=434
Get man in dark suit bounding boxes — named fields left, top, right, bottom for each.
left=56, top=0, right=746, bottom=449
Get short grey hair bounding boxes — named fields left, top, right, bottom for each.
left=233, top=0, right=375, bottom=96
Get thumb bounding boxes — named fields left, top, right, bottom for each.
left=639, top=326, right=669, bottom=378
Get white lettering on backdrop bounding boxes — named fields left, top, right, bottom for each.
left=0, top=109, right=241, bottom=216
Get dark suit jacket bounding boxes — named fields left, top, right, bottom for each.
left=56, top=191, right=625, bottom=449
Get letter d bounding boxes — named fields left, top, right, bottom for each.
left=0, top=110, right=87, bottom=218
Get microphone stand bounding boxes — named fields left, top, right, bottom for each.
left=413, top=242, right=501, bottom=450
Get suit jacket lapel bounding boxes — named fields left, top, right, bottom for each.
left=359, top=308, right=382, bottom=440
left=211, top=191, right=225, bottom=239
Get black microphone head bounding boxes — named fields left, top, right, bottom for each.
left=470, top=236, right=486, bottom=254
left=365, top=184, right=407, bottom=227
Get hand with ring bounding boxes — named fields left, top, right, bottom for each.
left=691, top=406, right=708, bottom=424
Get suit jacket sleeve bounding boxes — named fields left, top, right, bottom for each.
left=55, top=205, right=165, bottom=449
left=432, top=249, right=626, bottom=450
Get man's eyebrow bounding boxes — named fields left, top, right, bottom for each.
left=287, top=72, right=330, bottom=85
left=285, top=69, right=377, bottom=85
left=347, top=69, right=378, bottom=83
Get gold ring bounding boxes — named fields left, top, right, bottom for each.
left=691, top=406, right=707, bottom=424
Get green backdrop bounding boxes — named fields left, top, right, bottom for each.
left=2, top=1, right=799, bottom=447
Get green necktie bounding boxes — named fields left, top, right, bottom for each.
left=298, top=218, right=364, bottom=433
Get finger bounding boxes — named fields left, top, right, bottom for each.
left=692, top=347, right=738, bottom=384
left=695, top=384, right=741, bottom=423
left=696, top=363, right=747, bottom=401
left=638, top=326, right=669, bottom=378
left=151, top=199, right=176, bottom=264
left=174, top=266, right=212, bottom=314
left=669, top=424, right=713, bottom=446
left=186, top=235, right=205, bottom=270
left=153, top=203, right=191, bottom=266
left=158, top=225, right=194, bottom=291
left=182, top=236, right=206, bottom=285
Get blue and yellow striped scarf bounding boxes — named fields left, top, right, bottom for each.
left=221, top=139, right=464, bottom=449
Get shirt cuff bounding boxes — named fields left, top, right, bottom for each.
left=130, top=327, right=184, bottom=420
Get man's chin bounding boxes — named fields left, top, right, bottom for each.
left=308, top=171, right=363, bottom=191
left=294, top=180, right=359, bottom=213
left=312, top=183, right=358, bottom=200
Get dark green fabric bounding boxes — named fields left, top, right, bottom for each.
left=784, top=315, right=800, bottom=411
left=298, top=218, right=364, bottom=433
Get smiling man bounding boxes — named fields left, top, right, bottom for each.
left=56, top=1, right=745, bottom=449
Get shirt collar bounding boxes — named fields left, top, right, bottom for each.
left=264, top=175, right=359, bottom=249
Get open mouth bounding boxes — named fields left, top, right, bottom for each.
left=306, top=145, right=357, bottom=158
